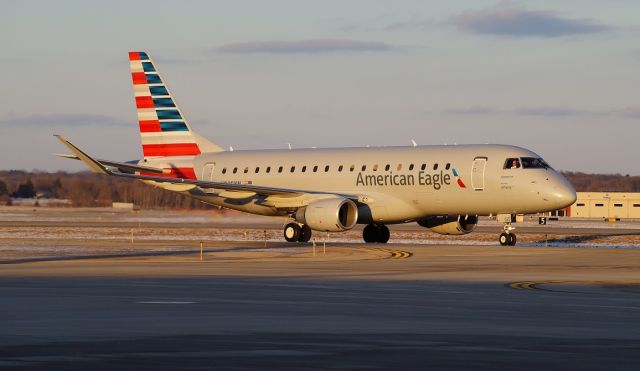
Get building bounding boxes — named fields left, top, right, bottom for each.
left=569, top=192, right=640, bottom=218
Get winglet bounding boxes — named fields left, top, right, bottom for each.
left=54, top=135, right=111, bottom=175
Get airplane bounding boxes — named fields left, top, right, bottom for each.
left=55, top=51, right=577, bottom=246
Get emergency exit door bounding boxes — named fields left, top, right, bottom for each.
left=471, top=157, right=487, bottom=191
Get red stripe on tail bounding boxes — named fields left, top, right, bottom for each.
left=128, top=52, right=141, bottom=61
left=141, top=167, right=196, bottom=180
left=142, top=143, right=201, bottom=157
left=139, top=120, right=161, bottom=132
left=135, top=96, right=154, bottom=109
left=131, top=72, right=147, bottom=85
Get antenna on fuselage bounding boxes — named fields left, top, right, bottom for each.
left=411, top=139, right=417, bottom=147
left=229, top=146, right=234, bottom=152
left=287, top=143, right=292, bottom=150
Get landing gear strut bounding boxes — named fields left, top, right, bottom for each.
left=284, top=223, right=312, bottom=242
left=499, top=222, right=517, bottom=246
left=363, top=224, right=390, bottom=243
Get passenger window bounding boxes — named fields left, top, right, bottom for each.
left=338, top=165, right=343, bottom=172
left=244, top=167, right=249, bottom=174
left=397, top=164, right=402, bottom=171
left=385, top=164, right=390, bottom=171
left=445, top=163, right=450, bottom=170
left=278, top=166, right=283, bottom=173
left=233, top=167, right=238, bottom=174
left=409, top=164, right=414, bottom=171
left=362, top=165, right=367, bottom=171
left=222, top=168, right=227, bottom=174
left=421, top=164, right=426, bottom=171
left=255, top=167, right=260, bottom=173
left=302, top=166, right=307, bottom=172
left=350, top=165, right=355, bottom=172
left=433, top=164, right=438, bottom=170
left=266, top=167, right=271, bottom=173
left=577, top=203, right=585, bottom=207
left=313, top=165, right=318, bottom=172
left=325, top=165, right=330, bottom=172
left=504, top=158, right=521, bottom=169
left=290, top=166, right=295, bottom=173
left=373, top=164, right=379, bottom=171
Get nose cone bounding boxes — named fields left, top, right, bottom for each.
left=547, top=173, right=577, bottom=209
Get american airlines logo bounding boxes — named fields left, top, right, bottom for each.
left=356, top=168, right=465, bottom=190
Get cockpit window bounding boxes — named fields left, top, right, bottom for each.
left=521, top=157, right=551, bottom=169
left=504, top=158, right=520, bottom=169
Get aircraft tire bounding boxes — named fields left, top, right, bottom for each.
left=509, top=233, right=517, bottom=246
left=284, top=223, right=301, bottom=242
left=298, top=224, right=312, bottom=242
left=376, top=224, right=390, bottom=243
left=499, top=233, right=510, bottom=246
left=363, top=224, right=378, bottom=243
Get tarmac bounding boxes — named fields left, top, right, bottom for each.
left=1, top=209, right=640, bottom=370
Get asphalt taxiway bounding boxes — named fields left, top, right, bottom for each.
left=1, top=241, right=640, bottom=370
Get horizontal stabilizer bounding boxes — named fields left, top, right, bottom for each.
left=54, top=135, right=110, bottom=175
left=54, top=152, right=168, bottom=174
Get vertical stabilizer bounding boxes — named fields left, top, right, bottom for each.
left=128, top=51, right=223, bottom=158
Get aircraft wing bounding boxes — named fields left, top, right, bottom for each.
left=54, top=135, right=348, bottom=198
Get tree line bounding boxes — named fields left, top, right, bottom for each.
left=0, top=170, right=212, bottom=209
left=1, top=170, right=639, bottom=209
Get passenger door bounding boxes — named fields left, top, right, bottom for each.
left=202, top=162, right=216, bottom=181
left=471, top=157, right=487, bottom=191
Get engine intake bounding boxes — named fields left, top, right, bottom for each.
left=295, top=197, right=358, bottom=232
left=417, top=215, right=478, bottom=235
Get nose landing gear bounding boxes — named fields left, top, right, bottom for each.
left=499, top=222, right=517, bottom=246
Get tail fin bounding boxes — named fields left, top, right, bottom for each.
left=128, top=51, right=223, bottom=158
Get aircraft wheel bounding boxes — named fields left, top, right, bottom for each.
left=499, top=233, right=510, bottom=246
left=376, top=224, right=390, bottom=243
left=509, top=233, right=517, bottom=246
left=298, top=224, right=312, bottom=242
left=363, top=224, right=378, bottom=243
left=284, top=223, right=301, bottom=242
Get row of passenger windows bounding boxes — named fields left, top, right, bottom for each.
left=220, top=162, right=452, bottom=175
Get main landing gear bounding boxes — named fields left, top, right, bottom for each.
left=499, top=222, right=517, bottom=246
left=363, top=224, right=390, bottom=243
left=284, top=222, right=312, bottom=243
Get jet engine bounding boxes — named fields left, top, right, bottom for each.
left=295, top=197, right=358, bottom=232
left=417, top=215, right=478, bottom=235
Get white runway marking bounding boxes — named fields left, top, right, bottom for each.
left=136, top=301, right=197, bottom=304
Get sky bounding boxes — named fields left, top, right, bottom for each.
left=2, top=0, right=639, bottom=174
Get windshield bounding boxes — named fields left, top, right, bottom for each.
left=521, top=157, right=551, bottom=169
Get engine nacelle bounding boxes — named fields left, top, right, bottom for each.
left=417, top=215, right=478, bottom=235
left=295, top=197, right=358, bottom=232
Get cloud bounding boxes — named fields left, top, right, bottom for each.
left=217, top=39, right=396, bottom=54
left=450, top=2, right=610, bottom=37
left=385, top=18, right=435, bottom=31
left=611, top=107, right=640, bottom=119
left=512, top=106, right=590, bottom=117
left=0, top=114, right=130, bottom=127
left=443, top=106, right=639, bottom=119
left=444, top=107, right=501, bottom=115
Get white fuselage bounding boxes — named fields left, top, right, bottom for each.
left=146, top=144, right=576, bottom=224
